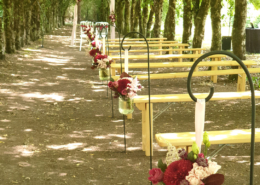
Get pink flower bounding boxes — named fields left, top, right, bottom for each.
left=186, top=163, right=211, bottom=185
left=148, top=168, right=164, bottom=185
left=208, top=161, right=221, bottom=174
left=121, top=89, right=128, bottom=95
left=198, top=153, right=205, bottom=158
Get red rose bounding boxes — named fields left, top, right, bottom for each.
left=117, top=79, right=131, bottom=94
left=91, top=41, right=96, bottom=47
left=89, top=49, right=101, bottom=57
left=94, top=54, right=107, bottom=62
left=148, top=168, right=164, bottom=185
left=163, top=159, right=193, bottom=185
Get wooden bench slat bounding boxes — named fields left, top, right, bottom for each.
left=108, top=38, right=167, bottom=41
left=111, top=60, right=256, bottom=69
left=108, top=43, right=189, bottom=48
left=155, top=129, right=260, bottom=147
left=111, top=54, right=225, bottom=60
left=106, top=41, right=178, bottom=45
left=112, top=68, right=260, bottom=80
left=134, top=91, right=260, bottom=103
left=109, top=48, right=204, bottom=53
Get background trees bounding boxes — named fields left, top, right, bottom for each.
left=1, top=0, right=260, bottom=60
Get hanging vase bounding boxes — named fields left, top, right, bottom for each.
left=119, top=97, right=134, bottom=115
left=99, top=68, right=110, bottom=81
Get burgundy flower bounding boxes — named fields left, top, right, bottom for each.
left=121, top=89, right=127, bottom=95
left=89, top=49, right=101, bottom=57
left=120, top=72, right=131, bottom=78
left=91, top=41, right=96, bottom=47
left=148, top=168, right=164, bottom=185
left=163, top=159, right=193, bottom=185
left=117, top=79, right=131, bottom=93
left=178, top=149, right=188, bottom=160
left=94, top=54, right=107, bottom=62
left=196, top=157, right=208, bottom=167
left=198, top=153, right=205, bottom=158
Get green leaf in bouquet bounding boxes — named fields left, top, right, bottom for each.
left=202, top=174, right=225, bottom=185
left=110, top=77, right=115, bottom=82
left=187, top=151, right=196, bottom=162
left=157, top=159, right=167, bottom=172
left=192, top=142, right=199, bottom=155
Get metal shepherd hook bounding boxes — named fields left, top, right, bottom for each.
left=187, top=51, right=256, bottom=185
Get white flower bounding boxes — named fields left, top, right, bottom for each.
left=208, top=161, right=221, bottom=174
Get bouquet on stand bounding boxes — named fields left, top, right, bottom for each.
left=91, top=54, right=112, bottom=81
left=109, top=11, right=116, bottom=23
left=148, top=132, right=224, bottom=185
left=108, top=73, right=143, bottom=115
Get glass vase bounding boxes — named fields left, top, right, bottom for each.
left=119, top=97, right=134, bottom=115
left=99, top=68, right=110, bottom=81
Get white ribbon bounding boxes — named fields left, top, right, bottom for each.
left=124, top=49, right=129, bottom=73
left=195, top=99, right=206, bottom=153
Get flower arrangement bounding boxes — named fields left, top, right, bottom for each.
left=109, top=11, right=116, bottom=23
left=148, top=132, right=224, bottom=185
left=91, top=54, right=112, bottom=70
left=89, top=48, right=101, bottom=58
left=108, top=73, right=142, bottom=114
left=108, top=72, right=142, bottom=99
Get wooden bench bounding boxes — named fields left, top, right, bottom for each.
left=112, top=67, right=260, bottom=92
left=155, top=129, right=260, bottom=153
left=133, top=91, right=260, bottom=156
left=106, top=41, right=178, bottom=45
left=108, top=48, right=204, bottom=55
left=108, top=38, right=167, bottom=41
left=111, top=60, right=256, bottom=84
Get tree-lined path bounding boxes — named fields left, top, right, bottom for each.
left=0, top=25, right=259, bottom=184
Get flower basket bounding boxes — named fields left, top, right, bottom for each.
left=99, top=68, right=110, bottom=81
left=119, top=97, right=134, bottom=115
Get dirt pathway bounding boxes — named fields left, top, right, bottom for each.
left=0, top=26, right=259, bottom=185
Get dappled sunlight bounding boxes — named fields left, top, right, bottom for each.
left=47, top=143, right=85, bottom=150
left=1, top=119, right=11, bottom=122
left=5, top=145, right=38, bottom=157
left=22, top=92, right=65, bottom=102
left=92, top=89, right=106, bottom=92
left=24, top=129, right=33, bottom=132
left=62, top=67, right=86, bottom=71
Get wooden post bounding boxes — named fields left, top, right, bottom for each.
left=159, top=39, right=162, bottom=55
left=237, top=66, right=246, bottom=92
left=111, top=60, right=116, bottom=76
left=70, top=4, right=78, bottom=46
left=110, top=0, right=115, bottom=39
left=135, top=103, right=146, bottom=152
left=211, top=58, right=218, bottom=83
left=145, top=103, right=153, bottom=156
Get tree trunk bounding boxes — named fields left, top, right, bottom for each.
left=131, top=0, right=136, bottom=31
left=0, top=17, right=4, bottom=59
left=232, top=0, right=247, bottom=60
left=192, top=0, right=210, bottom=48
left=14, top=0, right=21, bottom=50
left=20, top=0, right=25, bottom=47
left=210, top=0, right=222, bottom=51
left=182, top=0, right=192, bottom=44
left=229, top=0, right=247, bottom=80
left=142, top=1, right=149, bottom=36
left=164, top=0, right=176, bottom=41
left=77, top=1, right=81, bottom=24
left=146, top=3, right=154, bottom=38
left=133, top=0, right=140, bottom=34
left=25, top=0, right=31, bottom=45
left=124, top=0, right=131, bottom=34
left=153, top=0, right=164, bottom=38
left=116, top=0, right=124, bottom=33
left=3, top=0, right=14, bottom=53
left=137, top=0, right=143, bottom=35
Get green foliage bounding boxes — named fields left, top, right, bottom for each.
left=249, top=0, right=260, bottom=10
left=247, top=76, right=260, bottom=89
left=157, top=159, right=167, bottom=172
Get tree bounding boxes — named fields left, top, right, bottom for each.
left=115, top=0, right=124, bottom=33
left=210, top=0, right=222, bottom=51
left=142, top=0, right=149, bottom=36
left=133, top=0, right=140, bottom=33
left=153, top=0, right=164, bottom=38
left=182, top=0, right=192, bottom=44
left=192, top=0, right=210, bottom=48
left=131, top=0, right=136, bottom=31
left=164, top=0, right=176, bottom=41
left=3, top=0, right=14, bottom=53
left=124, top=0, right=131, bottom=34
left=146, top=1, right=154, bottom=37
left=14, top=0, right=21, bottom=50
left=232, top=0, right=247, bottom=60
left=24, top=0, right=32, bottom=45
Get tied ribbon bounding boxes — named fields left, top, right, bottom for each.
left=195, top=99, right=206, bottom=153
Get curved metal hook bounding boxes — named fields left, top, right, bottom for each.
left=187, top=50, right=256, bottom=185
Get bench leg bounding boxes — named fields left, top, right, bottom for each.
left=145, top=103, right=153, bottom=156
left=111, top=60, right=116, bottom=76
left=127, top=114, right=132, bottom=119
left=237, top=66, right=246, bottom=92
left=142, top=109, right=146, bottom=151
left=211, top=66, right=218, bottom=83
left=159, top=40, right=162, bottom=55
